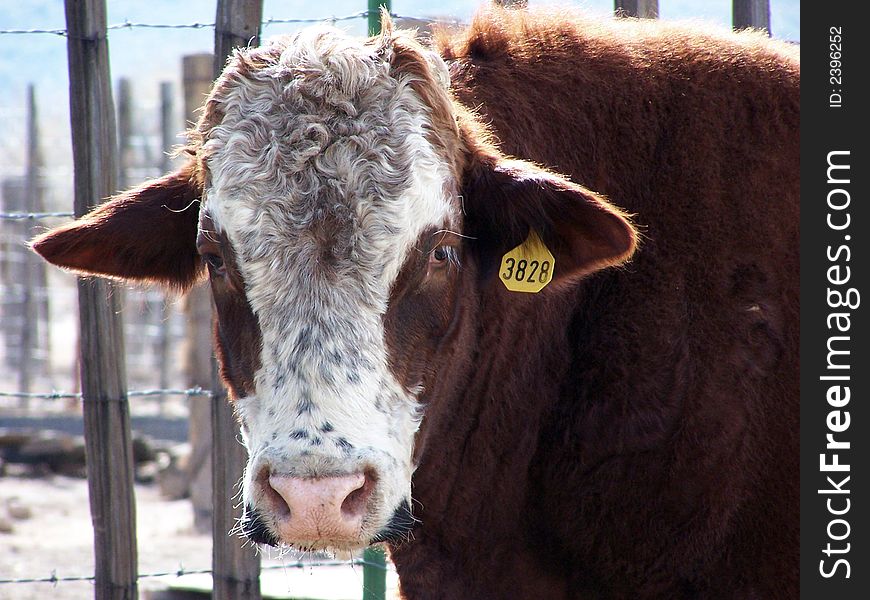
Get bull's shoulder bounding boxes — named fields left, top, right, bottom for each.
left=434, top=7, right=799, bottom=219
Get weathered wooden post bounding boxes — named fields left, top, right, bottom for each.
left=18, top=84, right=48, bottom=401
left=156, top=81, right=175, bottom=412
left=116, top=78, right=133, bottom=191
left=733, top=0, right=770, bottom=34
left=211, top=2, right=264, bottom=599
left=181, top=52, right=215, bottom=533
left=159, top=82, right=176, bottom=174
left=28, top=85, right=51, bottom=394
left=65, top=1, right=138, bottom=599
left=615, top=0, right=659, bottom=19
left=116, top=76, right=150, bottom=388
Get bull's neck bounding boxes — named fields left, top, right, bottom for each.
left=393, top=286, right=579, bottom=598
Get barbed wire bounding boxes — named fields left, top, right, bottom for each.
left=0, top=27, right=67, bottom=36
left=0, top=558, right=388, bottom=586
left=0, top=387, right=212, bottom=400
left=129, top=387, right=211, bottom=398
left=0, top=211, right=75, bottom=220
left=0, top=11, right=436, bottom=37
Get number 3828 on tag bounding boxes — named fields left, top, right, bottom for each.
left=499, top=231, right=556, bottom=293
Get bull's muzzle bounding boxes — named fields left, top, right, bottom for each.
left=259, top=471, right=374, bottom=545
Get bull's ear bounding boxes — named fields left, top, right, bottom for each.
left=463, top=156, right=637, bottom=285
left=30, top=165, right=203, bottom=291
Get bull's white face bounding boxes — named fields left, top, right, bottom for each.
left=196, top=26, right=458, bottom=549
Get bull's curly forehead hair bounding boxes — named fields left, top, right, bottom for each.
left=183, top=18, right=477, bottom=191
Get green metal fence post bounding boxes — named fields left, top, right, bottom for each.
left=368, top=0, right=392, bottom=36
left=363, top=546, right=388, bottom=600
left=364, top=5, right=391, bottom=598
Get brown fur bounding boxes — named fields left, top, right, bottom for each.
left=30, top=165, right=203, bottom=290
left=387, top=8, right=798, bottom=600
left=197, top=214, right=262, bottom=400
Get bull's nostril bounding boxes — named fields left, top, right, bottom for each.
left=340, top=471, right=374, bottom=518
left=341, top=484, right=366, bottom=516
left=259, top=467, right=291, bottom=517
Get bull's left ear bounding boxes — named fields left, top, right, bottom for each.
left=30, top=164, right=203, bottom=291
left=463, top=156, right=637, bottom=285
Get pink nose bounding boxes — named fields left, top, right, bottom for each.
left=265, top=472, right=372, bottom=544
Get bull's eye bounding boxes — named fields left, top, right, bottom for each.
left=432, top=246, right=450, bottom=263
left=427, top=245, right=459, bottom=274
left=203, top=252, right=226, bottom=274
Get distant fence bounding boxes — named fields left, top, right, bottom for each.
left=0, top=1, right=773, bottom=599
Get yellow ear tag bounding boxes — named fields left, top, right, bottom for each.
left=498, top=231, right=555, bottom=293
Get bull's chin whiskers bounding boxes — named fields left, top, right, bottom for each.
left=228, top=512, right=248, bottom=539
left=231, top=475, right=246, bottom=503
left=276, top=542, right=294, bottom=561
left=228, top=518, right=244, bottom=538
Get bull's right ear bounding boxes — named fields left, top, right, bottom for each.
left=31, top=164, right=203, bottom=291
left=462, top=153, right=637, bottom=287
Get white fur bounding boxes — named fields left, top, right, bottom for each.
left=198, top=26, right=456, bottom=547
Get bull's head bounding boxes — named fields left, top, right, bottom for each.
left=32, top=20, right=635, bottom=551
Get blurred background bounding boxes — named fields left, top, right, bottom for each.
left=0, top=1, right=799, bottom=599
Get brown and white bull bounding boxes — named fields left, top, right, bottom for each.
left=32, top=8, right=799, bottom=599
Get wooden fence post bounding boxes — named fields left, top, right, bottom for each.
left=2, top=175, right=49, bottom=402
left=181, top=53, right=215, bottom=534
left=156, top=81, right=175, bottom=412
left=159, top=82, right=175, bottom=174
left=733, top=0, right=770, bottom=34
left=18, top=84, right=48, bottom=401
left=211, top=2, right=264, bottom=599
left=28, top=84, right=51, bottom=394
left=65, top=1, right=138, bottom=599
left=615, top=0, right=659, bottom=19
left=116, top=78, right=132, bottom=191
left=214, top=0, right=263, bottom=67
left=116, top=76, right=150, bottom=392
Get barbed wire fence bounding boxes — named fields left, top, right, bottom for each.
left=0, top=10, right=438, bottom=37
left=0, top=211, right=75, bottom=219
left=0, top=386, right=212, bottom=401
left=0, top=559, right=388, bottom=587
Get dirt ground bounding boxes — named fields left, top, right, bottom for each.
left=1, top=469, right=212, bottom=599
left=0, top=469, right=398, bottom=599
